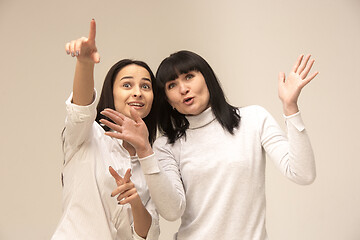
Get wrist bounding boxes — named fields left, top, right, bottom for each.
left=129, top=194, right=143, bottom=208
left=76, top=58, right=96, bottom=66
left=136, top=143, right=153, bottom=158
left=283, top=103, right=299, bottom=116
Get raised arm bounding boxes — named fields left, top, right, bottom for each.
left=262, top=54, right=318, bottom=184
left=65, top=19, right=100, bottom=106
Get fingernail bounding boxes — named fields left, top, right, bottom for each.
left=76, top=51, right=79, bottom=56
left=71, top=52, right=75, bottom=57
left=66, top=51, right=70, bottom=55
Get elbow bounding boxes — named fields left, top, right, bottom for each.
left=158, top=208, right=183, bottom=222
left=294, top=171, right=316, bottom=185
left=157, top=202, right=185, bottom=221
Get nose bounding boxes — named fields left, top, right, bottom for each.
left=132, top=86, right=142, bottom=97
left=179, top=82, right=189, bottom=95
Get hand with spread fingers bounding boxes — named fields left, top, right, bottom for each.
left=109, top=166, right=142, bottom=206
left=65, top=19, right=100, bottom=64
left=278, top=54, right=319, bottom=116
left=100, top=108, right=154, bottom=158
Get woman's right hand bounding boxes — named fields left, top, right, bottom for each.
left=65, top=19, right=100, bottom=64
left=100, top=108, right=154, bottom=158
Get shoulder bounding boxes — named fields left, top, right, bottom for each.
left=153, top=134, right=181, bottom=159
left=238, top=105, right=270, bottom=119
left=153, top=135, right=169, bottom=148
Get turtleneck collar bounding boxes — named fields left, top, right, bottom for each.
left=185, top=107, right=216, bottom=129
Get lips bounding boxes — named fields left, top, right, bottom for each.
left=183, top=97, right=194, bottom=105
left=128, top=102, right=145, bottom=107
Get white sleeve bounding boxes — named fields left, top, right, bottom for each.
left=139, top=137, right=186, bottom=221
left=62, top=90, right=97, bottom=165
left=258, top=106, right=316, bottom=185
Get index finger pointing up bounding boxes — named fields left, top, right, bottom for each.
left=88, top=19, right=96, bottom=41
left=109, top=166, right=123, bottom=185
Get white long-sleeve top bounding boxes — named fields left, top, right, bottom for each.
left=139, top=105, right=315, bottom=240
left=52, top=91, right=159, bottom=240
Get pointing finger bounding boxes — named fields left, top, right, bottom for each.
left=88, top=19, right=96, bottom=42
left=109, top=166, right=123, bottom=186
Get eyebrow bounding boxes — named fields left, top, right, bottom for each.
left=120, top=76, right=151, bottom=82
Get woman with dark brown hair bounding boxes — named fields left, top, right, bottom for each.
left=52, top=19, right=159, bottom=240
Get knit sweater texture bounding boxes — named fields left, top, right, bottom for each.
left=139, top=105, right=315, bottom=240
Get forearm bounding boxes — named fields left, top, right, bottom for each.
left=139, top=154, right=185, bottom=221
left=72, top=60, right=95, bottom=106
left=131, top=198, right=152, bottom=238
left=286, top=114, right=316, bottom=184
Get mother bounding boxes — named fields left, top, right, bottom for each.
left=102, top=50, right=317, bottom=240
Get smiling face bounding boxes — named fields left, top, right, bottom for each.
left=165, top=70, right=210, bottom=116
left=112, top=64, right=153, bottom=119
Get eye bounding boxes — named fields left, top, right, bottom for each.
left=167, top=82, right=176, bottom=90
left=185, top=73, right=194, bottom=80
left=142, top=83, right=151, bottom=90
left=122, top=83, right=131, bottom=88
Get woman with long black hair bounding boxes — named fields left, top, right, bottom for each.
left=102, top=50, right=317, bottom=240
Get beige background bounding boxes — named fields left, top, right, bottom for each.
left=1, top=0, right=359, bottom=239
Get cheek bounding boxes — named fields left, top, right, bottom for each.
left=113, top=90, right=127, bottom=107
left=147, top=93, right=154, bottom=107
left=165, top=92, right=177, bottom=105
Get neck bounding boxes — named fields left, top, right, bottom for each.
left=122, top=141, right=136, bottom=156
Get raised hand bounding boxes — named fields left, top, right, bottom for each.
left=100, top=108, right=153, bottom=158
left=278, top=54, right=319, bottom=115
left=65, top=19, right=100, bottom=64
left=109, top=166, right=141, bottom=206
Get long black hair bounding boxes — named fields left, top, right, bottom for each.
left=95, top=59, right=157, bottom=145
left=155, top=50, right=240, bottom=143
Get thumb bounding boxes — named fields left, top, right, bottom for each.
left=130, top=107, right=142, bottom=123
left=92, top=52, right=100, bottom=63
left=278, top=72, right=285, bottom=84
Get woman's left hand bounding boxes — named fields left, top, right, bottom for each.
left=100, top=108, right=153, bottom=158
left=278, top=54, right=319, bottom=115
left=109, top=167, right=142, bottom=206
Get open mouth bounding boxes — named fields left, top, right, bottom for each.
left=183, top=97, right=194, bottom=104
left=128, top=102, right=145, bottom=107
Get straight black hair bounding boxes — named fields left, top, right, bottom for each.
left=95, top=59, right=157, bottom=145
left=155, top=50, right=240, bottom=143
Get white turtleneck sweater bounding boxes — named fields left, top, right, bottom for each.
left=139, top=105, right=316, bottom=240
